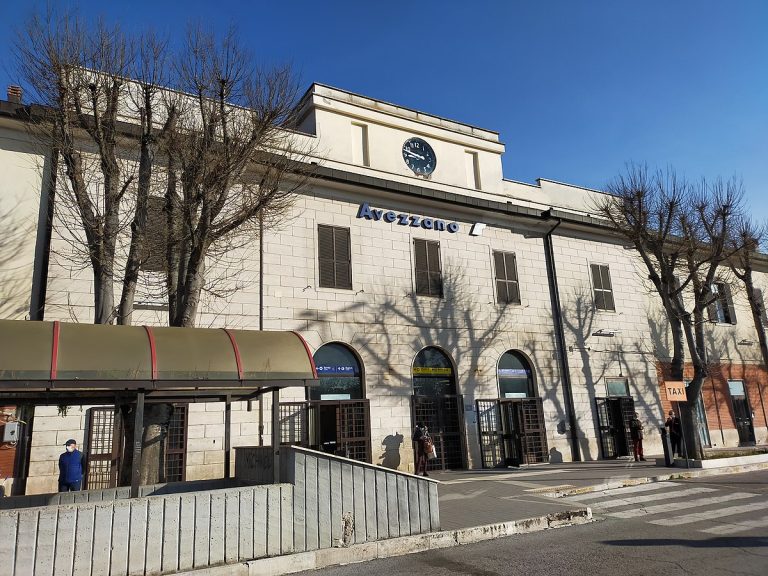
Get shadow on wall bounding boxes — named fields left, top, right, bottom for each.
left=559, top=281, right=665, bottom=460
left=380, top=432, right=404, bottom=469
left=0, top=206, right=34, bottom=319
left=300, top=263, right=515, bottom=397
left=549, top=447, right=564, bottom=464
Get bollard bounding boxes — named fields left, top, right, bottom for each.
left=658, top=426, right=674, bottom=467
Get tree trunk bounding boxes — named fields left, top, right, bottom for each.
left=93, top=265, right=115, bottom=324
left=668, top=313, right=685, bottom=379
left=139, top=404, right=173, bottom=485
left=118, top=403, right=134, bottom=486
left=118, top=113, right=154, bottom=326
left=738, top=268, right=768, bottom=429
left=678, top=396, right=703, bottom=460
left=119, top=403, right=173, bottom=486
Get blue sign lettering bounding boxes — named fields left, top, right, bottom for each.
left=356, top=203, right=459, bottom=233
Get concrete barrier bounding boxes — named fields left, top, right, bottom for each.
left=0, top=447, right=440, bottom=576
left=236, top=446, right=441, bottom=549
left=0, top=482, right=292, bottom=576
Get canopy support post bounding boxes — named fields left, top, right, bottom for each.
left=224, top=395, right=231, bottom=478
left=130, top=392, right=144, bottom=498
left=272, top=388, right=280, bottom=484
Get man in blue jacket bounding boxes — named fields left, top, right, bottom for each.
left=58, top=439, right=84, bottom=492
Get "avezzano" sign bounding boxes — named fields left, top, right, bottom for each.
left=356, top=202, right=460, bottom=233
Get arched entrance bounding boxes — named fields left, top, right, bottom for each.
left=411, top=347, right=464, bottom=470
left=279, top=342, right=371, bottom=462
left=477, top=351, right=548, bottom=467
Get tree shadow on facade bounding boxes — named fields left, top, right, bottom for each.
left=560, top=288, right=663, bottom=460
left=0, top=207, right=34, bottom=319
left=299, top=264, right=541, bottom=466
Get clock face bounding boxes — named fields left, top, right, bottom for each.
left=402, top=137, right=436, bottom=175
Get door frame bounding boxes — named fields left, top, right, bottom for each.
left=595, top=396, right=634, bottom=459
left=727, top=380, right=756, bottom=446
left=476, top=397, right=548, bottom=467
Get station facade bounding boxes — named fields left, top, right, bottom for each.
left=1, top=83, right=767, bottom=495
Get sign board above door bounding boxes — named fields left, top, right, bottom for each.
left=664, top=381, right=687, bottom=402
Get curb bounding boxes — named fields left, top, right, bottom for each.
left=539, top=461, right=768, bottom=498
left=173, top=508, right=593, bottom=576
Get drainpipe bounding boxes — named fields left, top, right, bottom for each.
left=258, top=211, right=265, bottom=445
left=29, top=146, right=58, bottom=321
left=542, top=209, right=581, bottom=462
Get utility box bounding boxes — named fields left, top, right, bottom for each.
left=2, top=421, right=19, bottom=443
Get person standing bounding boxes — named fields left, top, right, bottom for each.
left=629, top=412, right=646, bottom=462
left=412, top=422, right=429, bottom=477
left=58, top=439, right=84, bottom=492
left=665, top=409, right=682, bottom=457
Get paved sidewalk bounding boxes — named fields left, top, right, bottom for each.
left=428, top=455, right=768, bottom=529
left=175, top=456, right=768, bottom=576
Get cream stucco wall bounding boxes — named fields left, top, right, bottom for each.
left=0, top=122, right=46, bottom=321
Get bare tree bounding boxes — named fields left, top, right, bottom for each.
left=15, top=11, right=314, bottom=484
left=15, top=9, right=135, bottom=324
left=596, top=165, right=745, bottom=459
left=729, top=219, right=768, bottom=426
left=162, top=26, right=313, bottom=327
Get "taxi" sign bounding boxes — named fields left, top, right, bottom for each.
left=664, top=381, right=687, bottom=402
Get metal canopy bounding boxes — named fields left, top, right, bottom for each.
left=0, top=319, right=318, bottom=403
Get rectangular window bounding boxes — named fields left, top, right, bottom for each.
left=708, top=282, right=737, bottom=324
left=590, top=264, right=615, bottom=311
left=465, top=151, right=481, bottom=189
left=318, top=225, right=352, bottom=289
left=414, top=238, right=442, bottom=297
left=493, top=251, right=521, bottom=304
left=351, top=123, right=370, bottom=167
left=606, top=378, right=630, bottom=397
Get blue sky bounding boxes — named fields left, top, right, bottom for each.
left=2, top=1, right=766, bottom=219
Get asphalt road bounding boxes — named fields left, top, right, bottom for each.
left=299, top=469, right=768, bottom=575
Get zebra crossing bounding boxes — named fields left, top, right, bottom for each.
left=565, top=481, right=768, bottom=535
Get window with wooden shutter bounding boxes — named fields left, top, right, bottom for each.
left=494, top=251, right=521, bottom=305
left=414, top=238, right=442, bottom=297
left=318, top=225, right=352, bottom=289
left=590, top=264, right=615, bottom=311
left=708, top=282, right=737, bottom=324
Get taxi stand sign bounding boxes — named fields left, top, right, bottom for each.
left=664, top=381, right=688, bottom=402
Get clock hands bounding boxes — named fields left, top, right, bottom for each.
left=402, top=138, right=436, bottom=176
left=404, top=150, right=426, bottom=160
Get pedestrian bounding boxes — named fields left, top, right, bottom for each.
left=412, top=422, right=429, bottom=477
left=58, top=439, right=84, bottom=492
left=629, top=412, right=646, bottom=462
left=665, top=409, right=682, bottom=457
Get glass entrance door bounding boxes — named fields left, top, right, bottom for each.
left=728, top=380, right=756, bottom=445
left=595, top=397, right=634, bottom=459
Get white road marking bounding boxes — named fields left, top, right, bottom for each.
left=565, top=482, right=681, bottom=501
left=586, top=487, right=716, bottom=510
left=701, top=513, right=768, bottom=535
left=609, top=492, right=756, bottom=519
left=649, top=498, right=768, bottom=526
left=441, top=470, right=567, bottom=484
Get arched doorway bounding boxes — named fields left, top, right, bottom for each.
left=411, top=347, right=464, bottom=470
left=477, top=350, right=548, bottom=467
left=279, top=342, right=371, bottom=462
left=498, top=350, right=537, bottom=398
